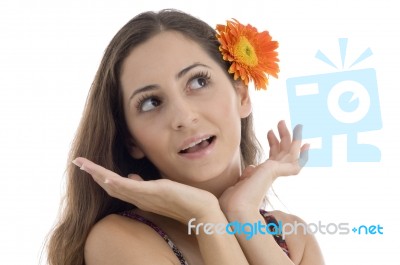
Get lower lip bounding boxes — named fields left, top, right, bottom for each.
left=178, top=138, right=216, bottom=159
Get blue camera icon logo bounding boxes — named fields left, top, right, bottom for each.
left=286, top=39, right=382, bottom=166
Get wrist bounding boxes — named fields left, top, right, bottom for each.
left=190, top=195, right=222, bottom=222
left=224, top=208, right=261, bottom=222
left=219, top=198, right=263, bottom=220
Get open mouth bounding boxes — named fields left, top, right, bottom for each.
left=179, top=136, right=216, bottom=154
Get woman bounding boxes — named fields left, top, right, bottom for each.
left=47, top=9, right=324, bottom=265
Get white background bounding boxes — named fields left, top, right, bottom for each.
left=0, top=0, right=399, bottom=264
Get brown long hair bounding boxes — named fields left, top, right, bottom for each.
left=46, top=9, right=263, bottom=265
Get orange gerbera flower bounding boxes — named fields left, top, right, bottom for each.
left=216, top=19, right=279, bottom=90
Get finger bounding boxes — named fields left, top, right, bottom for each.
left=72, top=157, right=139, bottom=200
left=277, top=120, right=291, bottom=153
left=299, top=143, right=310, bottom=168
left=128, top=174, right=144, bottom=181
left=72, top=157, right=119, bottom=184
left=292, top=124, right=303, bottom=142
left=288, top=124, right=303, bottom=160
left=240, top=165, right=256, bottom=179
left=267, top=130, right=280, bottom=159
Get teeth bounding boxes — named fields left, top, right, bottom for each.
left=181, top=136, right=211, bottom=152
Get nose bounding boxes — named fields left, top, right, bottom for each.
left=170, top=97, right=199, bottom=130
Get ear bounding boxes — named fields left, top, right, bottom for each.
left=234, top=81, right=252, bottom=118
left=127, top=138, right=146, bottom=159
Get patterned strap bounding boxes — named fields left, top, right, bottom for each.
left=259, top=209, right=290, bottom=257
left=119, top=211, right=189, bottom=265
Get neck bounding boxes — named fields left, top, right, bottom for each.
left=189, top=151, right=243, bottom=198
left=199, top=169, right=241, bottom=197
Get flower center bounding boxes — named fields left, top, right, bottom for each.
left=234, top=36, right=258, bottom=67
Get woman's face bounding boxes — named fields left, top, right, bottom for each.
left=120, top=31, right=251, bottom=190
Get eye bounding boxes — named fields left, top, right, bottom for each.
left=188, top=71, right=211, bottom=90
left=136, top=96, right=161, bottom=112
left=189, top=77, right=208, bottom=90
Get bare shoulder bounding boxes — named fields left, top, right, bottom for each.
left=269, top=210, right=325, bottom=265
left=84, top=214, right=180, bottom=265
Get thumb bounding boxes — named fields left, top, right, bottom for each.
left=240, top=165, right=256, bottom=179
left=127, top=174, right=144, bottom=181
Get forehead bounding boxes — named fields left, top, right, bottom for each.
left=121, top=31, right=213, bottom=83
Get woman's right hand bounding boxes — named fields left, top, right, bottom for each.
left=72, top=157, right=218, bottom=224
left=219, top=121, right=309, bottom=217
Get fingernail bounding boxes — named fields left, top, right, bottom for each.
left=72, top=158, right=83, bottom=168
left=72, top=158, right=87, bottom=171
left=127, top=174, right=136, bottom=179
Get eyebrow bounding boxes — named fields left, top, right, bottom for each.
left=128, top=62, right=210, bottom=101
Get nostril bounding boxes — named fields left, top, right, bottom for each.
left=172, top=114, right=199, bottom=130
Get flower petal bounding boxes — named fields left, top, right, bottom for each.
left=216, top=19, right=279, bottom=90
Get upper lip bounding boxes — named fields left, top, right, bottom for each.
left=178, top=134, right=214, bottom=153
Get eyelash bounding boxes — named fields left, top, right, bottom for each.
left=135, top=93, right=159, bottom=113
left=187, top=70, right=211, bottom=90
left=134, top=70, right=212, bottom=113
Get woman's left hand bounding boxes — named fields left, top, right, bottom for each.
left=219, top=120, right=309, bottom=217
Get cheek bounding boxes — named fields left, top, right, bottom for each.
left=128, top=118, right=167, bottom=155
left=216, top=93, right=242, bottom=122
left=210, top=96, right=242, bottom=140
left=131, top=126, right=153, bottom=151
